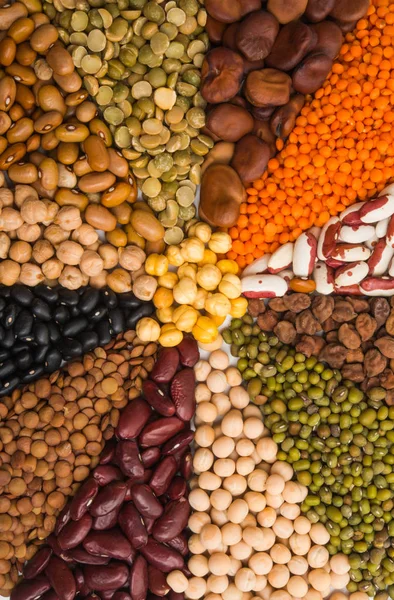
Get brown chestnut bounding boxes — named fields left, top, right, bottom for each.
left=253, top=120, right=276, bottom=157
left=243, top=58, right=266, bottom=75
left=236, top=11, right=279, bottom=61
left=292, top=52, right=333, bottom=95
left=333, top=19, right=359, bottom=33
left=252, top=106, right=276, bottom=120
left=207, top=103, right=254, bottom=142
left=265, top=21, right=317, bottom=71
left=329, top=0, right=369, bottom=23
left=267, top=0, right=308, bottom=24
left=199, top=164, right=246, bottom=228
left=205, top=0, right=262, bottom=23
left=311, top=21, right=343, bottom=60
left=304, top=0, right=335, bottom=22
left=245, top=68, right=292, bottom=108
left=222, top=23, right=239, bottom=51
left=206, top=15, right=227, bottom=44
left=270, top=94, right=305, bottom=139
left=231, top=134, right=271, bottom=185
left=201, top=47, right=244, bottom=104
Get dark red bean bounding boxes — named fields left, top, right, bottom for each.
left=42, top=590, right=59, bottom=600
left=149, top=456, right=177, bottom=496
left=85, top=596, right=101, bottom=600
left=152, top=498, right=190, bottom=543
left=115, top=441, right=144, bottom=479
left=46, top=536, right=74, bottom=563
left=140, top=538, right=184, bottom=573
left=93, top=465, right=123, bottom=486
left=141, top=447, right=161, bottom=468
left=142, top=469, right=153, bottom=483
left=180, top=452, right=192, bottom=480
left=100, top=591, right=117, bottom=600
left=170, top=369, right=196, bottom=422
left=148, top=566, right=170, bottom=597
left=139, top=418, right=185, bottom=448
left=166, top=476, right=187, bottom=500
left=93, top=506, right=120, bottom=531
left=84, top=563, right=129, bottom=592
left=58, top=512, right=92, bottom=550
left=162, top=430, right=194, bottom=456
left=99, top=439, right=116, bottom=464
left=83, top=529, right=133, bottom=561
left=46, top=556, right=76, bottom=600
left=113, top=593, right=132, bottom=600
left=70, top=478, right=99, bottom=521
left=176, top=337, right=199, bottom=367
left=143, top=515, right=155, bottom=535
left=23, top=547, right=52, bottom=579
left=70, top=547, right=110, bottom=565
left=167, top=534, right=188, bottom=557
left=55, top=503, right=71, bottom=536
left=118, top=503, right=148, bottom=549
left=116, top=397, right=152, bottom=440
left=90, top=481, right=127, bottom=517
left=130, top=555, right=148, bottom=600
left=11, top=576, right=51, bottom=600
left=142, top=380, right=176, bottom=417
left=150, top=348, right=179, bottom=383
left=74, top=567, right=91, bottom=597
left=130, top=484, right=163, bottom=520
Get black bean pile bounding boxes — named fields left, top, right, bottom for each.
left=0, top=285, right=154, bottom=396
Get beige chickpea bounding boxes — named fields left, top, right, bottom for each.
left=308, top=569, right=331, bottom=592
left=59, top=266, right=85, bottom=289
left=43, top=199, right=59, bottom=223
left=221, top=410, right=243, bottom=438
left=56, top=241, right=84, bottom=266
left=235, top=568, right=256, bottom=593
left=212, top=436, right=235, bottom=459
left=195, top=384, right=212, bottom=404
left=73, top=224, right=99, bottom=246
left=247, top=469, right=267, bottom=493
left=287, top=575, right=308, bottom=598
left=282, top=481, right=305, bottom=505
left=273, top=517, right=294, bottom=540
left=289, top=533, right=311, bottom=556
left=288, top=556, right=308, bottom=576
left=225, top=367, right=242, bottom=387
left=280, top=502, right=300, bottom=520
left=0, top=188, right=14, bottom=207
left=223, top=474, right=247, bottom=496
left=205, top=595, right=222, bottom=600
left=44, top=224, right=70, bottom=245
left=253, top=575, right=267, bottom=592
left=200, top=524, right=221, bottom=550
left=236, top=457, right=256, bottom=477
left=257, top=507, right=277, bottom=528
left=189, top=534, right=206, bottom=555
left=207, top=575, right=228, bottom=594
left=210, top=488, right=232, bottom=511
left=19, top=263, right=44, bottom=286
left=32, top=240, right=54, bottom=264
left=0, top=232, right=11, bottom=258
left=79, top=250, right=104, bottom=277
left=222, top=583, right=243, bottom=600
left=188, top=555, right=209, bottom=578
left=20, top=198, right=47, bottom=224
left=230, top=541, right=252, bottom=561
left=268, top=565, right=290, bottom=589
left=207, top=370, right=228, bottom=394
left=270, top=544, right=291, bottom=565
left=198, top=471, right=221, bottom=491
left=241, top=514, right=257, bottom=529
left=256, top=438, right=278, bottom=463
left=133, top=274, right=157, bottom=301
left=213, top=458, right=235, bottom=478
left=236, top=438, right=255, bottom=457
left=0, top=259, right=20, bottom=285
left=14, top=185, right=38, bottom=207
left=167, top=571, right=189, bottom=594
left=221, top=523, right=242, bottom=547
left=195, top=425, right=215, bottom=448
left=330, top=572, right=350, bottom=589
left=309, top=523, right=330, bottom=545
left=266, top=474, right=285, bottom=496
left=249, top=553, right=273, bottom=576
left=186, top=577, right=207, bottom=600
left=193, top=448, right=214, bottom=473
left=42, top=258, right=63, bottom=280
left=265, top=492, right=283, bottom=509
left=330, top=553, right=350, bottom=575
left=189, top=512, right=211, bottom=534
left=0, top=207, right=23, bottom=231
left=258, top=528, right=276, bottom=551
left=229, top=387, right=249, bottom=409
left=242, top=526, right=265, bottom=550
left=55, top=206, right=82, bottom=231
left=90, top=270, right=108, bottom=289
left=270, top=461, right=294, bottom=482
left=243, top=417, right=264, bottom=440
left=194, top=360, right=212, bottom=382
left=227, top=499, right=248, bottom=524
left=209, top=349, right=229, bottom=370
left=228, top=557, right=242, bottom=578
left=243, top=405, right=262, bottom=419
left=210, top=508, right=229, bottom=527
left=209, top=552, right=232, bottom=577
left=307, top=545, right=329, bottom=569
left=244, top=492, right=266, bottom=513
left=211, top=393, right=231, bottom=416
left=98, top=244, right=118, bottom=269
left=9, top=241, right=32, bottom=263
left=294, top=516, right=311, bottom=535
left=17, top=223, right=42, bottom=242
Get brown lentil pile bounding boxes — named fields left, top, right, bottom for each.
left=0, top=330, right=156, bottom=594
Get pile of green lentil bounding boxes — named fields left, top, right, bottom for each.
left=223, top=314, right=394, bottom=599
left=43, top=0, right=211, bottom=243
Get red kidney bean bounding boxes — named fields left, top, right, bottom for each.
left=46, top=556, right=76, bottom=600
left=93, top=506, right=120, bottom=531
left=180, top=452, right=192, bottom=480
left=142, top=380, right=176, bottom=417
left=176, top=337, right=199, bottom=367
left=23, top=547, right=52, bottom=579
left=100, top=591, right=117, bottom=600
left=162, top=430, right=194, bottom=457
left=58, top=513, right=93, bottom=550
left=55, top=503, right=71, bottom=536
left=84, top=563, right=129, bottom=592
left=11, top=577, right=51, bottom=600
left=113, top=593, right=132, bottom=600
left=149, top=456, right=177, bottom=496
left=140, top=538, right=184, bottom=573
left=115, top=441, right=145, bottom=479
left=143, top=515, right=155, bottom=535
left=167, top=534, right=188, bottom=557
left=83, top=529, right=133, bottom=561
left=70, top=478, right=99, bottom=521
left=166, top=476, right=187, bottom=500
left=130, top=484, right=163, bottom=520
left=170, top=369, right=196, bottom=422
left=116, top=397, right=152, bottom=440
left=100, top=438, right=116, bottom=464
left=141, top=447, right=161, bottom=468
left=93, top=465, right=123, bottom=486
left=118, top=503, right=148, bottom=549
left=168, top=591, right=184, bottom=600
left=46, top=536, right=74, bottom=563
left=148, top=566, right=170, bottom=597
left=90, top=481, right=127, bottom=517
left=152, top=498, right=190, bottom=543
left=74, top=567, right=91, bottom=597
left=139, top=417, right=185, bottom=448
left=42, top=590, right=60, bottom=600
left=70, top=548, right=109, bottom=565
left=142, top=469, right=153, bottom=483
left=150, top=348, right=179, bottom=383
left=85, top=596, right=101, bottom=600
left=130, top=555, right=148, bottom=600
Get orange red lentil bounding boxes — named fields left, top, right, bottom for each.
left=228, top=0, right=394, bottom=269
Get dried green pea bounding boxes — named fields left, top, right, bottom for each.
left=167, top=72, right=179, bottom=90
left=183, top=69, right=200, bottom=86
left=130, top=0, right=146, bottom=9
left=71, top=10, right=89, bottom=31
left=114, top=125, right=131, bottom=148
left=112, top=82, right=129, bottom=102
left=84, top=75, right=99, bottom=96
left=179, top=0, right=199, bottom=16
left=96, top=86, right=114, bottom=106
left=165, top=42, right=184, bottom=60
left=107, top=59, right=126, bottom=79
left=70, top=32, right=88, bottom=46
left=159, top=199, right=179, bottom=227
left=150, top=32, right=169, bottom=55
left=107, top=4, right=121, bottom=19
left=162, top=181, right=178, bottom=197
left=161, top=167, right=177, bottom=182
left=81, top=54, right=103, bottom=75
left=104, top=106, right=124, bottom=126
left=143, top=1, right=165, bottom=24
left=146, top=67, right=167, bottom=88
left=148, top=195, right=166, bottom=212
left=175, top=96, right=191, bottom=112
left=176, top=184, right=194, bottom=207
left=160, top=22, right=178, bottom=40
left=173, top=149, right=191, bottom=166
left=186, top=107, right=205, bottom=129
left=141, top=21, right=159, bottom=40
left=177, top=82, right=197, bottom=97
left=72, top=46, right=88, bottom=68
left=179, top=204, right=196, bottom=221
left=117, top=99, right=132, bottom=117
left=170, top=119, right=188, bottom=133
left=162, top=58, right=182, bottom=74
left=164, top=226, right=183, bottom=244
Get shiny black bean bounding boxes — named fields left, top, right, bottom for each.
left=63, top=317, right=88, bottom=337
left=35, top=345, right=49, bottom=364
left=70, top=305, right=81, bottom=318
left=33, top=323, right=49, bottom=346
left=45, top=348, right=62, bottom=372
left=0, top=349, right=8, bottom=361
left=89, top=306, right=107, bottom=323
left=14, top=310, right=33, bottom=338
left=102, top=289, right=118, bottom=308
left=0, top=328, right=15, bottom=348
left=126, top=303, right=154, bottom=329
left=11, top=284, right=34, bottom=306
left=118, top=293, right=140, bottom=309
left=108, top=308, right=124, bottom=334
left=58, top=289, right=79, bottom=306
left=0, top=287, right=10, bottom=297
left=34, top=284, right=59, bottom=303
left=78, top=331, right=99, bottom=353
left=15, top=350, right=32, bottom=370
left=32, top=298, right=52, bottom=321
left=0, top=298, right=5, bottom=312
left=96, top=321, right=112, bottom=346
left=54, top=305, right=70, bottom=325
left=22, top=365, right=44, bottom=383
left=0, top=376, right=20, bottom=396
left=12, top=343, right=30, bottom=354
left=60, top=338, right=83, bottom=360
left=48, top=322, right=61, bottom=343
left=0, top=360, right=15, bottom=379
left=4, top=304, right=19, bottom=328
left=79, top=289, right=100, bottom=314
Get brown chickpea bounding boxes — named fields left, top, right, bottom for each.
left=9, top=241, right=32, bottom=263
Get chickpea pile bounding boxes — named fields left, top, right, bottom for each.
left=0, top=331, right=156, bottom=594
left=136, top=222, right=248, bottom=347
left=166, top=351, right=357, bottom=600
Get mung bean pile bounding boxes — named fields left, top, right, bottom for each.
left=223, top=314, right=394, bottom=599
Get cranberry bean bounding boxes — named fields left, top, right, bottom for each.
left=176, top=337, right=199, bottom=367
left=93, top=506, right=120, bottom=531
left=46, top=557, right=76, bottom=600
left=70, top=548, right=109, bottom=565
left=148, top=566, right=170, bottom=597
left=74, top=567, right=91, bottom=597
left=93, top=465, right=123, bottom=486
left=55, top=503, right=72, bottom=536
left=90, top=481, right=127, bottom=517
left=11, top=577, right=51, bottom=600
left=116, top=441, right=145, bottom=478
left=140, top=538, right=184, bottom=573
left=180, top=452, right=192, bottom=480
left=167, top=476, right=187, bottom=500
left=162, top=430, right=194, bottom=456
left=100, top=439, right=116, bottom=464
left=130, top=484, right=163, bottom=520
left=139, top=417, right=185, bottom=448
left=170, top=369, right=196, bottom=422
left=150, top=348, right=179, bottom=383
left=152, top=498, right=190, bottom=543
left=142, top=380, right=176, bottom=417
left=84, top=563, right=129, bottom=592
left=116, top=397, right=152, bottom=440
left=141, top=447, right=161, bottom=468
left=70, top=478, right=99, bottom=520
left=149, top=456, right=177, bottom=496
left=83, top=529, right=133, bottom=561
left=130, top=555, right=148, bottom=600
left=23, top=546, right=52, bottom=579
left=118, top=503, right=148, bottom=549
left=58, top=512, right=93, bottom=550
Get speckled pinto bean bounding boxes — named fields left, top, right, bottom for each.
left=70, top=478, right=99, bottom=521
left=130, top=555, right=148, bottom=600
left=90, top=482, right=127, bottom=517
left=140, top=539, right=184, bottom=573
left=93, top=465, right=123, bottom=487
left=152, top=498, right=190, bottom=543
left=11, top=576, right=51, bottom=600
left=46, top=557, right=76, bottom=600
left=142, top=380, right=176, bottom=417
left=149, top=456, right=178, bottom=496
left=139, top=417, right=185, bottom=448
left=130, top=484, right=163, bottom=520
left=83, top=530, right=132, bottom=561
left=83, top=563, right=129, bottom=592
left=116, top=397, right=152, bottom=440
left=58, top=512, right=93, bottom=551
left=118, top=503, right=148, bottom=550
left=115, top=441, right=144, bottom=479
left=23, top=548, right=53, bottom=580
